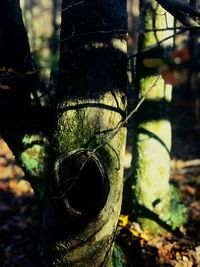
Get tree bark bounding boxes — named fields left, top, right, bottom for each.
left=0, top=0, right=51, bottom=201
left=41, top=0, right=128, bottom=266
left=127, top=0, right=187, bottom=232
left=0, top=0, right=31, bottom=68
left=0, top=0, right=32, bottom=120
left=0, top=0, right=33, bottom=159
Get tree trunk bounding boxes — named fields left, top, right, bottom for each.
left=0, top=0, right=51, bottom=202
left=41, top=0, right=128, bottom=266
left=0, top=0, right=33, bottom=161
left=128, top=0, right=187, bottom=232
left=0, top=0, right=31, bottom=68
left=0, top=0, right=32, bottom=120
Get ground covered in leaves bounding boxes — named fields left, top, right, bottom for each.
left=0, top=93, right=200, bottom=266
left=0, top=141, right=39, bottom=267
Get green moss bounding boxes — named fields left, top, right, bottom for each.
left=21, top=133, right=45, bottom=145
left=168, top=184, right=188, bottom=229
left=142, top=4, right=172, bottom=48
left=143, top=8, right=157, bottom=48
left=111, top=39, right=127, bottom=53
left=52, top=91, right=127, bottom=265
left=111, top=244, right=124, bottom=267
left=20, top=134, right=47, bottom=177
left=57, top=92, right=126, bottom=155
left=131, top=0, right=186, bottom=233
left=140, top=76, right=172, bottom=101
left=133, top=110, right=186, bottom=228
left=135, top=184, right=188, bottom=232
left=139, top=120, right=172, bottom=150
left=21, top=144, right=46, bottom=177
left=20, top=134, right=48, bottom=200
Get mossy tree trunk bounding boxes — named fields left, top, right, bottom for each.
left=0, top=1, right=128, bottom=265
left=128, top=0, right=187, bottom=232
left=41, top=0, right=128, bottom=266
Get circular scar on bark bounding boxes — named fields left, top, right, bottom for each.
left=54, top=149, right=109, bottom=219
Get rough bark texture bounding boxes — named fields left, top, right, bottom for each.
left=41, top=0, right=128, bottom=266
left=129, top=0, right=187, bottom=232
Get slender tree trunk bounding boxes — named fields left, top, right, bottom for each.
left=0, top=0, right=51, bottom=201
left=50, top=0, right=61, bottom=55
left=0, top=0, right=31, bottom=68
left=189, top=0, right=200, bottom=127
left=0, top=0, right=32, bottom=122
left=0, top=0, right=33, bottom=159
left=41, top=0, right=128, bottom=266
left=128, top=0, right=187, bottom=232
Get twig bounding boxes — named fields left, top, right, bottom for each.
left=62, top=1, right=85, bottom=12
left=61, top=30, right=127, bottom=42
left=156, top=0, right=200, bottom=27
left=90, top=76, right=161, bottom=155
left=128, top=28, right=187, bottom=60
left=171, top=159, right=200, bottom=170
left=144, top=26, right=200, bottom=32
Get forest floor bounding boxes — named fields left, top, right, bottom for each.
left=0, top=93, right=200, bottom=267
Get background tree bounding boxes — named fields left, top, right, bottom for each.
left=0, top=0, right=53, bottom=203
left=21, top=0, right=62, bottom=77
left=124, top=0, right=187, bottom=233
left=0, top=0, right=33, bottom=138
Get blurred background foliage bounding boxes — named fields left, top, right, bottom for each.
left=21, top=0, right=62, bottom=79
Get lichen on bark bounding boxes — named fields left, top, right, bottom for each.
left=42, top=1, right=128, bottom=266
left=20, top=133, right=49, bottom=200
left=131, top=0, right=187, bottom=232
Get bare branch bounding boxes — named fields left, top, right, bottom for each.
left=156, top=0, right=200, bottom=27
left=128, top=28, right=187, bottom=60
left=62, top=1, right=85, bottom=13
left=61, top=30, right=127, bottom=42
